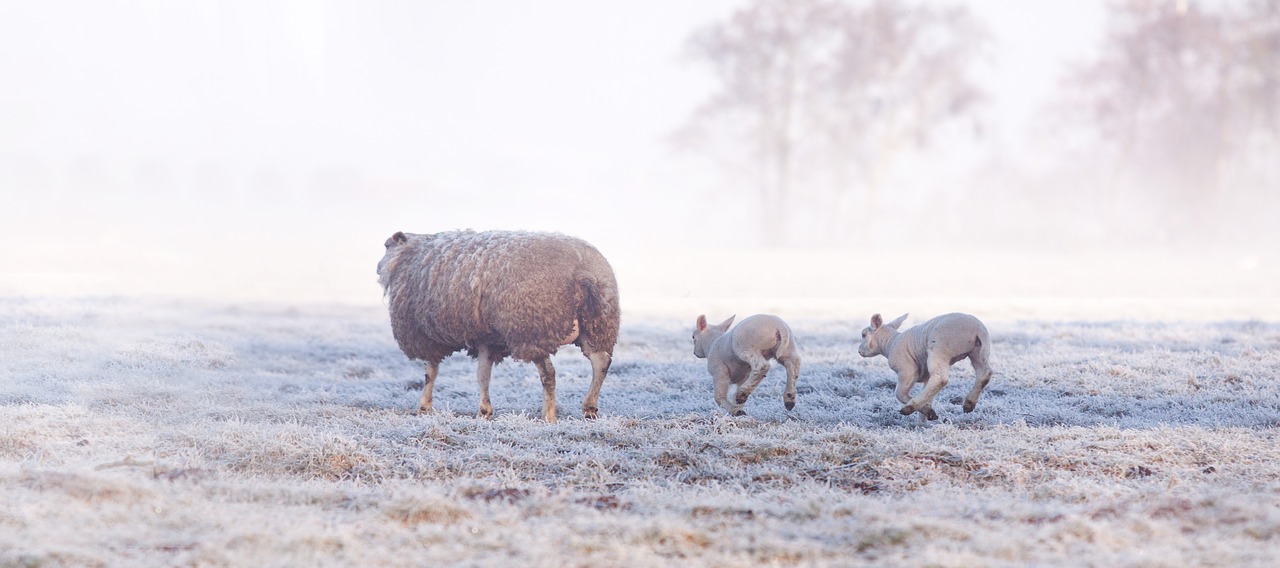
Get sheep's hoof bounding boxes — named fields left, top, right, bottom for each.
left=963, top=401, right=976, bottom=413
left=734, top=392, right=749, bottom=405
left=732, top=409, right=747, bottom=417
left=478, top=408, right=493, bottom=420
left=924, top=408, right=939, bottom=421
left=785, top=400, right=796, bottom=411
left=417, top=406, right=433, bottom=416
left=583, top=406, right=599, bottom=420
left=899, top=404, right=916, bottom=416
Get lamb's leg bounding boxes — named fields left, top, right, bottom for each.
left=581, top=351, right=611, bottom=420
left=894, top=367, right=919, bottom=406
left=535, top=356, right=557, bottom=424
left=964, top=351, right=993, bottom=413
left=418, top=360, right=439, bottom=414
left=476, top=346, right=494, bottom=420
left=903, top=353, right=949, bottom=421
left=731, top=356, right=770, bottom=415
left=779, top=355, right=801, bottom=410
left=711, top=364, right=738, bottom=416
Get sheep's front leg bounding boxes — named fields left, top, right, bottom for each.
left=732, top=356, right=771, bottom=415
left=534, top=356, right=557, bottom=424
left=476, top=346, right=494, bottom=420
left=581, top=351, right=611, bottom=420
left=779, top=355, right=800, bottom=411
left=903, top=354, right=949, bottom=421
left=418, top=360, right=439, bottom=414
left=711, top=364, right=738, bottom=416
left=894, top=366, right=919, bottom=406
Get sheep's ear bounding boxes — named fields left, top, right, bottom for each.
left=696, top=314, right=707, bottom=332
left=887, top=313, right=909, bottom=330
left=870, top=313, right=883, bottom=330
left=719, top=315, right=736, bottom=331
left=386, top=231, right=408, bottom=247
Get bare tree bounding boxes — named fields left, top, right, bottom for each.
left=1059, top=0, right=1280, bottom=241
left=676, top=0, right=988, bottom=244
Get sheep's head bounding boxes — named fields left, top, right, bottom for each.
left=858, top=313, right=907, bottom=357
left=377, top=231, right=410, bottom=290
left=692, top=314, right=734, bottom=358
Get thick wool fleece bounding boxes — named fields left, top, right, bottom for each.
left=378, top=230, right=620, bottom=364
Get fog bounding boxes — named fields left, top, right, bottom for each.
left=1, top=0, right=1276, bottom=311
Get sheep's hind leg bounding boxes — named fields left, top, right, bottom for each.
left=581, top=351, right=611, bottom=420
left=535, top=355, right=558, bottom=424
left=779, top=355, right=800, bottom=410
left=476, top=347, right=494, bottom=420
left=731, top=356, right=770, bottom=416
left=418, top=360, right=439, bottom=414
left=964, top=351, right=993, bottom=413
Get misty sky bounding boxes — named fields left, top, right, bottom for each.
left=20, top=0, right=1270, bottom=309
left=1, top=0, right=1106, bottom=241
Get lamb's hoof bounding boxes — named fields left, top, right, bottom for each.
left=478, top=408, right=493, bottom=420
left=734, top=392, right=749, bottom=405
left=417, top=406, right=432, bottom=416
left=963, top=401, right=976, bottom=413
left=732, top=410, right=747, bottom=417
left=924, top=408, right=939, bottom=421
left=900, top=404, right=916, bottom=416
left=785, top=400, right=796, bottom=411
left=583, top=407, right=599, bottom=420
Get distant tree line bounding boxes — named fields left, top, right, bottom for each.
left=679, top=0, right=1279, bottom=246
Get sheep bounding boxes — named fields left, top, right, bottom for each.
left=377, top=229, right=621, bottom=423
left=857, top=312, right=993, bottom=421
left=691, top=314, right=801, bottom=416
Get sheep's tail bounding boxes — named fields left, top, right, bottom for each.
left=575, top=272, right=620, bottom=353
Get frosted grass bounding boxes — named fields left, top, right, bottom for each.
left=2, top=297, right=1279, bottom=566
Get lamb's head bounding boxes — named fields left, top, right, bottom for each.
left=692, top=314, right=735, bottom=358
left=858, top=313, right=908, bottom=357
left=377, top=231, right=410, bottom=291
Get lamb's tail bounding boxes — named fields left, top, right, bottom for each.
left=776, top=328, right=796, bottom=358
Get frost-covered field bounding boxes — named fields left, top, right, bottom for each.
left=3, top=296, right=1280, bottom=566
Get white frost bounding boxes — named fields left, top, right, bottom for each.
left=1, top=298, right=1279, bottom=565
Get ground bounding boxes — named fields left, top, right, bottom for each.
left=2, top=296, right=1280, bottom=566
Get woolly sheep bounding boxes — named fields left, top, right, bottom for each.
left=857, top=312, right=993, bottom=421
left=692, top=314, right=801, bottom=416
left=377, top=229, right=621, bottom=423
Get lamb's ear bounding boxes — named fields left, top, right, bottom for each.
left=719, top=315, right=736, bottom=331
left=870, top=313, right=883, bottom=330
left=887, top=313, right=909, bottom=330
left=696, top=314, right=707, bottom=332
left=386, top=231, right=408, bottom=247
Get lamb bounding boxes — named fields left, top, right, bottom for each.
left=377, top=229, right=621, bottom=423
left=691, top=314, right=801, bottom=416
left=857, top=312, right=993, bottom=421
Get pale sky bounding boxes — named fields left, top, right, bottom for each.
left=0, top=0, right=1156, bottom=304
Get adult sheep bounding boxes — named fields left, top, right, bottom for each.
left=377, top=230, right=621, bottom=423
